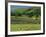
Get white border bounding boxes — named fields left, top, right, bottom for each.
left=8, top=2, right=43, bottom=35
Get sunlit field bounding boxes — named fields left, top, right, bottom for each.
left=11, top=16, right=41, bottom=31
left=11, top=24, right=40, bottom=31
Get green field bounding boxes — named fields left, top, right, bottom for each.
left=11, top=24, right=41, bottom=31
left=11, top=16, right=41, bottom=31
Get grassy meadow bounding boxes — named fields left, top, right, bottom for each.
left=11, top=24, right=40, bottom=31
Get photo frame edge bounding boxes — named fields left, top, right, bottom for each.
left=5, top=1, right=45, bottom=37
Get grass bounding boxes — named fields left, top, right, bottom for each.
left=11, top=23, right=41, bottom=31
left=11, top=16, right=41, bottom=31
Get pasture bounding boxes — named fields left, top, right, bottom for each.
left=11, top=16, right=41, bottom=31
left=11, top=24, right=41, bottom=31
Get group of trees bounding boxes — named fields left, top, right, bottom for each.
left=11, top=7, right=41, bottom=17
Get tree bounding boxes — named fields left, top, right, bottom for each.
left=32, top=7, right=41, bottom=20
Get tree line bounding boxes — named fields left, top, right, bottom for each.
left=11, top=7, right=41, bottom=17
